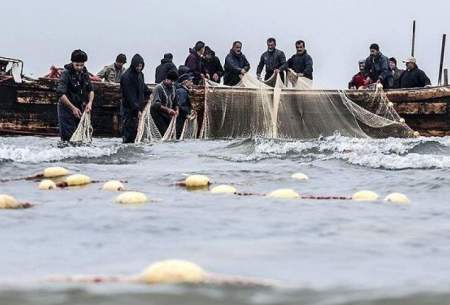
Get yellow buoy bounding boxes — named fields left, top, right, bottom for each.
left=38, top=179, right=57, bottom=190
left=140, top=260, right=207, bottom=284
left=352, top=190, right=379, bottom=201
left=384, top=193, right=410, bottom=205
left=0, top=194, right=20, bottom=209
left=267, top=189, right=300, bottom=199
left=65, top=174, right=91, bottom=186
left=211, top=185, right=237, bottom=194
left=43, top=167, right=70, bottom=178
left=291, top=172, right=309, bottom=181
left=102, top=180, right=124, bottom=192
left=413, top=131, right=420, bottom=137
left=116, top=192, right=148, bottom=204
left=185, top=175, right=210, bottom=188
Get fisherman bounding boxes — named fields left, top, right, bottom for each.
left=389, top=57, right=404, bottom=89
left=364, top=43, right=392, bottom=88
left=257, top=38, right=287, bottom=81
left=155, top=53, right=177, bottom=84
left=203, top=46, right=224, bottom=83
left=176, top=73, right=195, bottom=138
left=223, top=41, right=250, bottom=86
left=0, top=59, right=8, bottom=76
left=348, top=59, right=369, bottom=89
left=56, top=49, right=95, bottom=142
left=287, top=40, right=313, bottom=80
left=178, top=65, right=190, bottom=77
left=120, top=54, right=151, bottom=143
left=398, top=57, right=431, bottom=88
left=151, top=70, right=179, bottom=135
left=185, top=41, right=205, bottom=85
left=97, top=53, right=127, bottom=83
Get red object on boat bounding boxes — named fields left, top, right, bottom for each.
left=44, top=65, right=102, bottom=82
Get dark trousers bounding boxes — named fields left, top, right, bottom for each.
left=57, top=103, right=80, bottom=141
left=121, top=109, right=139, bottom=143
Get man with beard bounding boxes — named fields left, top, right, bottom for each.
left=175, top=73, right=195, bottom=138
left=364, top=43, right=392, bottom=88
left=151, top=70, right=180, bottom=135
left=223, top=41, right=250, bottom=86
left=120, top=54, right=151, bottom=143
left=97, top=53, right=127, bottom=83
left=185, top=41, right=205, bottom=85
left=203, top=46, right=224, bottom=83
left=155, top=53, right=177, bottom=83
left=256, top=38, right=287, bottom=81
left=287, top=40, right=313, bottom=80
left=399, top=57, right=431, bottom=88
left=56, top=49, right=95, bottom=142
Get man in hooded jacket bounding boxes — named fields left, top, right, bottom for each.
left=185, top=41, right=205, bottom=85
left=120, top=54, right=151, bottom=143
left=224, top=41, right=250, bottom=86
left=56, top=49, right=95, bottom=142
left=155, top=53, right=177, bottom=83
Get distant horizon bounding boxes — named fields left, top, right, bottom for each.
left=2, top=0, right=448, bottom=88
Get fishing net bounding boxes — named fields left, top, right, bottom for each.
left=180, top=114, right=199, bottom=140
left=70, top=111, right=93, bottom=143
left=200, top=73, right=414, bottom=139
left=161, top=116, right=177, bottom=141
left=135, top=96, right=162, bottom=144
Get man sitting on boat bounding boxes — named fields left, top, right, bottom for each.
left=155, top=53, right=177, bottom=84
left=364, top=43, right=392, bottom=88
left=176, top=73, right=195, bottom=138
left=120, top=54, right=151, bottom=143
left=348, top=60, right=369, bottom=89
left=150, top=70, right=179, bottom=135
left=257, top=37, right=287, bottom=82
left=224, top=41, right=250, bottom=86
left=287, top=40, right=313, bottom=80
left=56, top=50, right=95, bottom=142
left=398, top=57, right=431, bottom=89
left=97, top=54, right=127, bottom=83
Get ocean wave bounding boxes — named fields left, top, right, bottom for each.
left=211, top=136, right=450, bottom=169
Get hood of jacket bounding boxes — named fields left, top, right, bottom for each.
left=130, top=54, right=145, bottom=72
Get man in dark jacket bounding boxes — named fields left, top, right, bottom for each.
left=155, top=53, right=177, bottom=83
left=151, top=70, right=179, bottom=135
left=389, top=57, right=404, bottom=89
left=176, top=73, right=195, bottom=138
left=185, top=41, right=205, bottom=85
left=287, top=40, right=313, bottom=80
left=257, top=38, right=287, bottom=81
left=56, top=49, right=95, bottom=142
left=224, top=41, right=250, bottom=86
left=202, top=46, right=224, bottom=83
left=399, top=57, right=431, bottom=88
left=364, top=43, right=392, bottom=88
left=120, top=54, right=151, bottom=143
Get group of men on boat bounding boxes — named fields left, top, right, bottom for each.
left=54, top=39, right=433, bottom=143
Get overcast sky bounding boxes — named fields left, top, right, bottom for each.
left=2, top=0, right=449, bottom=88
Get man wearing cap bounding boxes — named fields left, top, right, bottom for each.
left=151, top=70, right=180, bottom=135
left=348, top=59, right=369, bottom=89
left=56, top=49, right=95, bottom=142
left=176, top=73, right=195, bottom=138
left=398, top=57, right=431, bottom=89
left=97, top=54, right=127, bottom=83
left=155, top=53, right=177, bottom=84
left=364, top=43, right=392, bottom=88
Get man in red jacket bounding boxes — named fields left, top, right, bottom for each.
left=348, top=60, right=369, bottom=89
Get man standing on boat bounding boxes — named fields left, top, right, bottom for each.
left=150, top=70, right=180, bottom=135
left=97, top=54, right=127, bottom=83
left=223, top=41, right=250, bottom=86
left=287, top=40, right=313, bottom=80
left=155, top=53, right=177, bottom=84
left=185, top=41, right=205, bottom=85
left=389, top=57, right=404, bottom=89
left=257, top=38, right=287, bottom=81
left=56, top=49, right=94, bottom=142
left=120, top=54, right=151, bottom=143
left=364, top=43, right=392, bottom=88
left=398, top=57, right=431, bottom=88
left=202, top=46, right=224, bottom=83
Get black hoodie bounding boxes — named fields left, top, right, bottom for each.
left=155, top=57, right=177, bottom=83
left=120, top=54, right=151, bottom=114
left=56, top=63, right=94, bottom=110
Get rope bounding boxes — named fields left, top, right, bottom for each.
left=70, top=111, right=93, bottom=144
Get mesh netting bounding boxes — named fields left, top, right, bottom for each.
left=135, top=95, right=162, bottom=144
left=180, top=114, right=199, bottom=140
left=200, top=73, right=414, bottom=140
left=70, top=112, right=93, bottom=144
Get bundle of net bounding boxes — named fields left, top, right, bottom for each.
left=70, top=111, right=93, bottom=144
left=135, top=95, right=162, bottom=144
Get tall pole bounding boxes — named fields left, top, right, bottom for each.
left=444, top=69, right=449, bottom=86
left=411, top=20, right=416, bottom=57
left=438, top=34, right=446, bottom=86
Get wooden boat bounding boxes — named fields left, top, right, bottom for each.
left=1, top=61, right=450, bottom=137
